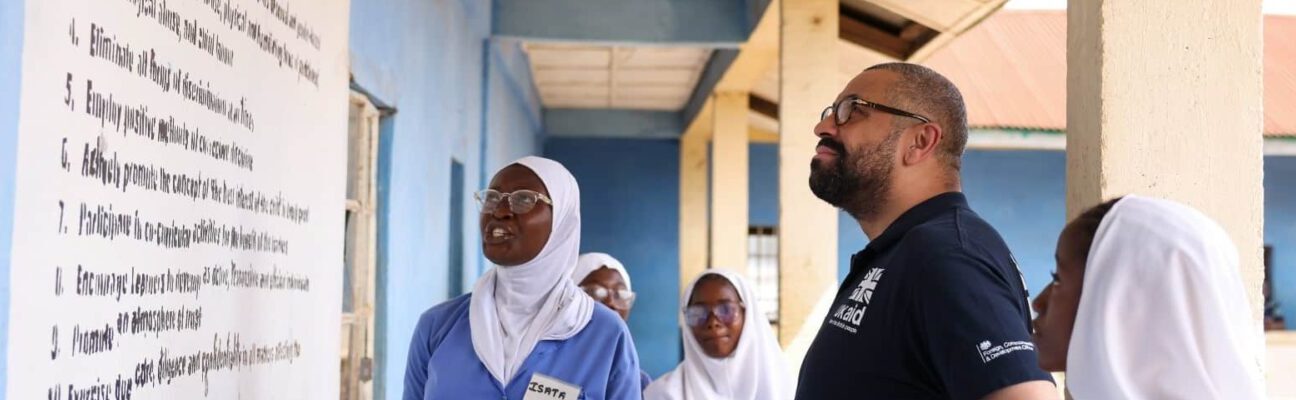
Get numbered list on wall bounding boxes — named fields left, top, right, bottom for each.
left=7, top=0, right=350, bottom=398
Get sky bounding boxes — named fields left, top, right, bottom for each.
left=1004, top=0, right=1296, bottom=15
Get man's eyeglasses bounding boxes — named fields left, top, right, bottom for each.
left=473, top=189, right=553, bottom=215
left=581, top=284, right=636, bottom=307
left=684, top=302, right=745, bottom=327
left=820, top=96, right=931, bottom=126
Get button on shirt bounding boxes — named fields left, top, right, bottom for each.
left=796, top=193, right=1052, bottom=400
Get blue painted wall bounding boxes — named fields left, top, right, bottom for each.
left=959, top=151, right=1068, bottom=297
left=350, top=0, right=542, bottom=398
left=0, top=0, right=23, bottom=395
left=544, top=137, right=683, bottom=379
left=750, top=144, right=779, bottom=227
left=1266, top=156, right=1296, bottom=321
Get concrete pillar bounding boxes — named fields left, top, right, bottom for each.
left=679, top=105, right=711, bottom=296
left=778, top=0, right=838, bottom=346
left=710, top=92, right=750, bottom=272
left=1067, top=0, right=1264, bottom=320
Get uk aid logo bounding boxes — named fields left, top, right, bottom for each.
left=829, top=267, right=884, bottom=334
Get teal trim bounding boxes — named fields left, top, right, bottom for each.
left=494, top=0, right=747, bottom=45
left=545, top=109, right=683, bottom=139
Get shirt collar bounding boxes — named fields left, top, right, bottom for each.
left=861, top=192, right=969, bottom=255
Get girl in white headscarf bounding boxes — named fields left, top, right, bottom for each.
left=572, top=252, right=636, bottom=320
left=645, top=269, right=792, bottom=400
left=404, top=156, right=643, bottom=400
left=572, top=252, right=654, bottom=390
left=1031, top=195, right=1265, bottom=399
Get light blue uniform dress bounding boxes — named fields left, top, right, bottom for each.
left=403, top=294, right=643, bottom=400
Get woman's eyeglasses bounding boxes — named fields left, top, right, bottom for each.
left=581, top=285, right=636, bottom=307
left=684, top=302, right=745, bottom=327
left=473, top=189, right=553, bottom=214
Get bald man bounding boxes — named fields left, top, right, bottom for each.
left=795, top=63, right=1057, bottom=400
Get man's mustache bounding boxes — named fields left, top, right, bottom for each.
left=817, top=138, right=847, bottom=156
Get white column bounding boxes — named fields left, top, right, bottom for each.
left=1067, top=0, right=1264, bottom=320
left=710, top=92, right=751, bottom=272
left=679, top=105, right=711, bottom=297
left=778, top=0, right=839, bottom=346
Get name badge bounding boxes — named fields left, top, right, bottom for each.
left=523, top=373, right=581, bottom=400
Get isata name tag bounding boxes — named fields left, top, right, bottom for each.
left=524, top=373, right=582, bottom=400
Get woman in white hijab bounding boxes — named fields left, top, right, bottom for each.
left=572, top=253, right=637, bottom=321
left=645, top=269, right=792, bottom=400
left=404, top=156, right=643, bottom=400
left=1031, top=195, right=1265, bottom=399
left=571, top=252, right=654, bottom=391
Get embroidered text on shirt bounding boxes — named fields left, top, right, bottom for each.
left=977, top=340, right=1036, bottom=363
left=829, top=268, right=885, bottom=334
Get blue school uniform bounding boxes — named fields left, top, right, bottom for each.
left=404, top=294, right=643, bottom=400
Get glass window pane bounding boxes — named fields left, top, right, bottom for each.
left=342, top=210, right=355, bottom=313
left=746, top=226, right=779, bottom=323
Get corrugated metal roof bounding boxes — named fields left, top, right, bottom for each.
left=922, top=12, right=1296, bottom=136
left=1264, top=15, right=1296, bottom=136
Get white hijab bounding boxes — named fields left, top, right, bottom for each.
left=645, top=269, right=792, bottom=400
left=572, top=252, right=632, bottom=290
left=468, top=156, right=595, bottom=385
left=1066, top=195, right=1265, bottom=399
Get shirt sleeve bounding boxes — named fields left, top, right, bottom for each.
left=914, top=251, right=1053, bottom=400
left=605, top=327, right=644, bottom=400
left=403, top=309, right=439, bottom=400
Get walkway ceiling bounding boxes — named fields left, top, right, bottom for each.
left=505, top=0, right=1009, bottom=138
left=525, top=45, right=713, bottom=111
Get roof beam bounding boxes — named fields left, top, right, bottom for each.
left=838, top=7, right=916, bottom=59
left=837, top=4, right=943, bottom=61
left=750, top=94, right=779, bottom=120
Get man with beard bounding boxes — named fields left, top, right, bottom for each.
left=794, top=63, right=1057, bottom=400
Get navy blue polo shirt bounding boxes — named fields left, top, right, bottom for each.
left=795, top=193, right=1051, bottom=400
